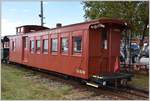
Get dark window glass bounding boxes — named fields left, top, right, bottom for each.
left=51, top=38, right=58, bottom=52
left=43, top=39, right=48, bottom=52
left=61, top=37, right=68, bottom=53
left=73, top=36, right=82, bottom=53
left=12, top=41, right=15, bottom=51
left=36, top=40, right=41, bottom=51
left=24, top=37, right=28, bottom=48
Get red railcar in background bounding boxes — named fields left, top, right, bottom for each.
left=8, top=18, right=133, bottom=87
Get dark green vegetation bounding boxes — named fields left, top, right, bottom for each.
left=82, top=1, right=149, bottom=38
left=1, top=63, right=149, bottom=100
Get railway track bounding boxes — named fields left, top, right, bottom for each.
left=102, top=86, right=149, bottom=100
left=37, top=70, right=149, bottom=100
left=7, top=63, right=149, bottom=100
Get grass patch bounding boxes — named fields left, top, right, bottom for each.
left=128, top=74, right=149, bottom=90
left=1, top=64, right=72, bottom=100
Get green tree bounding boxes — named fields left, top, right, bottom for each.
left=82, top=1, right=149, bottom=40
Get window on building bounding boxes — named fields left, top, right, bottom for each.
left=36, top=40, right=41, bottom=52
left=51, top=38, right=58, bottom=52
left=61, top=37, right=68, bottom=53
left=73, top=36, right=82, bottom=53
left=43, top=39, right=48, bottom=52
left=30, top=40, right=34, bottom=52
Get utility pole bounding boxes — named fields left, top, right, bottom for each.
left=39, top=0, right=44, bottom=26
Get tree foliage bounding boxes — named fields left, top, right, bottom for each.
left=82, top=1, right=149, bottom=37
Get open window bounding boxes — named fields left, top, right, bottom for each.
left=61, top=37, right=68, bottom=53
left=73, top=36, right=82, bottom=53
left=43, top=39, right=48, bottom=53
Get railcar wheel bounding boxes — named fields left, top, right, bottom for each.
left=120, top=79, right=128, bottom=86
left=80, top=79, right=87, bottom=85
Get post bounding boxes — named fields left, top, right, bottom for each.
left=39, top=0, right=44, bottom=26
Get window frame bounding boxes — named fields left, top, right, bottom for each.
left=17, top=28, right=20, bottom=33
left=101, top=28, right=108, bottom=50
left=72, top=36, right=82, bottom=55
left=21, top=27, right=24, bottom=33
left=42, top=39, right=49, bottom=53
left=24, top=37, right=28, bottom=49
left=30, top=40, right=35, bottom=53
left=12, top=40, right=15, bottom=51
left=36, top=40, right=41, bottom=53
left=51, top=38, right=58, bottom=53
left=61, top=37, right=69, bottom=54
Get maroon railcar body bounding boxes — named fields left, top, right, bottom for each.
left=9, top=18, right=131, bottom=81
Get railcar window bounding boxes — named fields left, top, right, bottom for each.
left=43, top=39, right=48, bottom=52
left=21, top=27, right=24, bottom=33
left=73, top=36, right=82, bottom=53
left=36, top=40, right=41, bottom=51
left=12, top=41, right=15, bottom=51
left=30, top=40, right=34, bottom=52
left=17, top=28, right=20, bottom=32
left=51, top=38, right=58, bottom=52
left=24, top=37, right=28, bottom=48
left=102, top=29, right=107, bottom=50
left=61, top=37, right=68, bottom=53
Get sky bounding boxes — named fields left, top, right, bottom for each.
left=1, top=1, right=85, bottom=36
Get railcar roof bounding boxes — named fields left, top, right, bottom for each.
left=53, top=18, right=130, bottom=28
left=50, top=18, right=130, bottom=29
left=21, top=18, right=131, bottom=35
left=17, top=25, right=49, bottom=29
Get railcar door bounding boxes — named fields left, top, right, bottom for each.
left=89, top=25, right=121, bottom=75
left=100, top=28, right=110, bottom=73
left=22, top=36, right=28, bottom=62
left=100, top=28, right=121, bottom=73
left=108, top=28, right=121, bottom=73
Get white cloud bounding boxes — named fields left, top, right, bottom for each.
left=1, top=18, right=22, bottom=36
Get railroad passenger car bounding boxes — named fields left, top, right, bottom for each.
left=9, top=18, right=133, bottom=87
